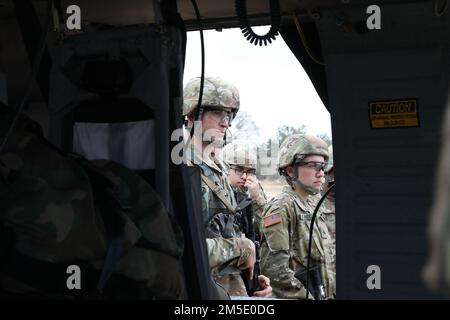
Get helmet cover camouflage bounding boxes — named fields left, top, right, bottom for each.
left=220, top=143, right=257, bottom=170
left=326, top=145, right=333, bottom=173
left=278, top=134, right=329, bottom=170
left=183, top=77, right=240, bottom=116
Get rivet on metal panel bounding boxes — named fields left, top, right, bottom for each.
left=311, top=12, right=321, bottom=20
left=335, top=12, right=352, bottom=33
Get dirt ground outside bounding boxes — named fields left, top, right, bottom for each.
left=258, top=176, right=288, bottom=201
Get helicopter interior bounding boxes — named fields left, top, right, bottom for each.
left=0, top=0, right=449, bottom=299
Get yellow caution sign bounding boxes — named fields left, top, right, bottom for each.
left=369, top=99, right=419, bottom=129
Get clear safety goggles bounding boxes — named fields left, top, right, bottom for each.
left=295, top=160, right=328, bottom=173
left=204, top=108, right=234, bottom=125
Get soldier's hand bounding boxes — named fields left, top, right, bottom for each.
left=237, top=237, right=256, bottom=279
left=244, top=176, right=261, bottom=201
left=252, top=275, right=273, bottom=298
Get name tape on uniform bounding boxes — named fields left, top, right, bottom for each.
left=369, top=99, right=419, bottom=129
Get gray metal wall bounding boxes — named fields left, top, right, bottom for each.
left=316, top=1, right=450, bottom=298
left=0, top=72, right=7, bottom=104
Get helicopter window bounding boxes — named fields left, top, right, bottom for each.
left=73, top=119, right=155, bottom=171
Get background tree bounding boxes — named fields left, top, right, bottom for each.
left=229, top=111, right=261, bottom=145
left=277, top=125, right=307, bottom=146
left=317, top=132, right=332, bottom=146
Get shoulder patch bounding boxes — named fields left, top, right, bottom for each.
left=263, top=213, right=282, bottom=228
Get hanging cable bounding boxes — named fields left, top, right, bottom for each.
left=189, top=0, right=205, bottom=139
left=52, top=0, right=65, bottom=40
left=305, top=182, right=335, bottom=300
left=0, top=0, right=54, bottom=154
left=292, top=12, right=324, bottom=65
left=235, top=0, right=281, bottom=46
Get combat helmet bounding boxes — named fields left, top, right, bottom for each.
left=221, top=143, right=257, bottom=170
left=278, top=134, right=329, bottom=171
left=278, top=134, right=329, bottom=195
left=183, top=77, right=240, bottom=117
left=326, top=145, right=334, bottom=173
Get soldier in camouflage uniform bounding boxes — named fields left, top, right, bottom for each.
left=0, top=101, right=186, bottom=299
left=183, top=77, right=272, bottom=298
left=260, top=134, right=336, bottom=299
left=321, top=145, right=335, bottom=246
left=423, top=94, right=450, bottom=297
left=220, top=143, right=267, bottom=233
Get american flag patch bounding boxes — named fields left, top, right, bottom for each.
left=264, top=213, right=282, bottom=228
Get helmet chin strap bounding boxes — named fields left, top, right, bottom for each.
left=190, top=106, right=205, bottom=138
left=292, top=161, right=320, bottom=196
left=223, top=127, right=233, bottom=146
left=294, top=178, right=320, bottom=195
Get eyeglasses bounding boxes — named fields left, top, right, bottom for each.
left=230, top=166, right=256, bottom=177
left=205, top=108, right=234, bottom=124
left=296, top=161, right=328, bottom=173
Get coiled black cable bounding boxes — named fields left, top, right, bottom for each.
left=235, top=0, right=281, bottom=46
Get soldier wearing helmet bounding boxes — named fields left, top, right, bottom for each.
left=183, top=77, right=239, bottom=147
left=220, top=143, right=267, bottom=224
left=221, top=143, right=267, bottom=239
left=321, top=145, right=336, bottom=245
left=183, top=77, right=272, bottom=298
left=260, top=134, right=336, bottom=299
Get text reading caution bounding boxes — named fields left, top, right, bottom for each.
left=369, top=99, right=419, bottom=129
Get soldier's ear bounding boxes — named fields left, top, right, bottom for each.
left=286, top=166, right=295, bottom=177
left=187, top=112, right=195, bottom=122
left=186, top=113, right=195, bottom=128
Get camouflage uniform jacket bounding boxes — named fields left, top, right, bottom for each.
left=321, top=196, right=336, bottom=246
left=234, top=184, right=267, bottom=238
left=260, top=186, right=336, bottom=299
left=186, top=144, right=252, bottom=296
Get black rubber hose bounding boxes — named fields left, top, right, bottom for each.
left=306, top=183, right=335, bottom=300
left=235, top=0, right=281, bottom=46
left=189, top=0, right=205, bottom=138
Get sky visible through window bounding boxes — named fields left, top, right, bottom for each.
left=184, top=26, right=332, bottom=145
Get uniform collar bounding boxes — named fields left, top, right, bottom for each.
left=283, top=185, right=318, bottom=213
left=186, top=142, right=224, bottom=173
